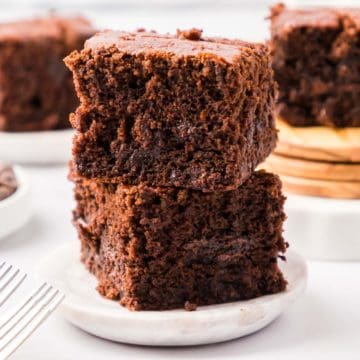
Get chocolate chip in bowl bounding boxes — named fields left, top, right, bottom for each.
left=0, top=162, right=18, bottom=201
left=0, top=163, right=32, bottom=240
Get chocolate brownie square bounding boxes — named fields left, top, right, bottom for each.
left=72, top=170, right=287, bottom=310
left=0, top=16, right=95, bottom=132
left=65, top=30, right=277, bottom=191
left=270, top=3, right=360, bottom=127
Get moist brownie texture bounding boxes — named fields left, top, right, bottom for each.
left=65, top=30, right=277, bottom=191
left=72, top=169, right=287, bottom=311
left=270, top=3, right=360, bottom=127
left=0, top=163, right=17, bottom=200
left=0, top=16, right=94, bottom=132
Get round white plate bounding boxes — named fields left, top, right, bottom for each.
left=0, top=166, right=32, bottom=240
left=285, top=193, right=360, bottom=261
left=37, top=243, right=307, bottom=346
left=0, top=129, right=73, bottom=164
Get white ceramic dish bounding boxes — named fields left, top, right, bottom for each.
left=0, top=166, right=32, bottom=240
left=37, top=243, right=307, bottom=346
left=0, top=129, right=73, bottom=164
left=284, top=193, right=360, bottom=261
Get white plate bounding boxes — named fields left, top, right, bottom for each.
left=285, top=193, right=360, bottom=261
left=37, top=243, right=307, bottom=346
left=0, top=129, right=73, bottom=164
left=0, top=166, right=32, bottom=240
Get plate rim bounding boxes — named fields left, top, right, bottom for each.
left=37, top=242, right=308, bottom=320
left=0, top=129, right=74, bottom=164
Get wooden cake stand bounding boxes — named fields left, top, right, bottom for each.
left=262, top=118, right=360, bottom=260
left=263, top=118, right=360, bottom=199
left=275, top=118, right=360, bottom=163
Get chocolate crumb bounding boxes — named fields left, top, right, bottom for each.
left=278, top=254, right=287, bottom=261
left=269, top=2, right=286, bottom=19
left=184, top=301, right=198, bottom=311
left=176, top=28, right=203, bottom=41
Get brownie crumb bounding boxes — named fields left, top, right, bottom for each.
left=270, top=3, right=286, bottom=19
left=184, top=301, right=198, bottom=311
left=0, top=163, right=17, bottom=200
left=176, top=28, right=203, bottom=41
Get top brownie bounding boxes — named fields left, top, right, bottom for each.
left=65, top=29, right=277, bottom=192
left=0, top=16, right=94, bottom=132
left=270, top=4, right=360, bottom=127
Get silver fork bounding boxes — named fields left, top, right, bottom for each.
left=0, top=262, right=65, bottom=360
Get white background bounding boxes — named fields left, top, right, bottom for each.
left=1, top=1, right=360, bottom=359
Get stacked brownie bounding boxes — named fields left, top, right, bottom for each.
left=0, top=16, right=95, bottom=132
left=65, top=29, right=287, bottom=311
left=270, top=3, right=360, bottom=127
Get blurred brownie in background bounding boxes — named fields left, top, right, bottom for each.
left=65, top=30, right=277, bottom=191
left=270, top=3, right=360, bottom=127
left=0, top=16, right=95, bottom=132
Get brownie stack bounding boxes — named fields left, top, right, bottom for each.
left=65, top=29, right=287, bottom=311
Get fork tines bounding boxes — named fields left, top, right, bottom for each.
left=0, top=262, right=64, bottom=359
left=0, top=262, right=27, bottom=308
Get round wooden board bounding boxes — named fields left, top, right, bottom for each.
left=276, top=174, right=360, bottom=199
left=275, top=118, right=360, bottom=163
left=263, top=153, right=360, bottom=182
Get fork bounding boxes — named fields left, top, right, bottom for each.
left=0, top=262, right=65, bottom=360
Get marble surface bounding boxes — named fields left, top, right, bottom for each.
left=36, top=244, right=306, bottom=346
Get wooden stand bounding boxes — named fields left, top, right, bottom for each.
left=275, top=118, right=360, bottom=162
left=269, top=174, right=360, bottom=199
left=264, top=153, right=360, bottom=182
left=261, top=118, right=360, bottom=199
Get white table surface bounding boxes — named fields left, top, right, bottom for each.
left=1, top=165, right=360, bottom=360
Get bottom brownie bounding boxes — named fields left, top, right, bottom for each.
left=72, top=170, right=287, bottom=311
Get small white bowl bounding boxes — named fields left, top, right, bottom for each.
left=284, top=193, right=360, bottom=261
left=37, top=243, right=307, bottom=346
left=0, top=129, right=73, bottom=164
left=0, top=166, right=32, bottom=240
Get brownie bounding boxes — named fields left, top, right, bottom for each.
left=72, top=169, right=287, bottom=311
left=65, top=30, right=277, bottom=191
left=0, top=163, right=17, bottom=200
left=0, top=16, right=95, bottom=132
left=270, top=3, right=360, bottom=127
